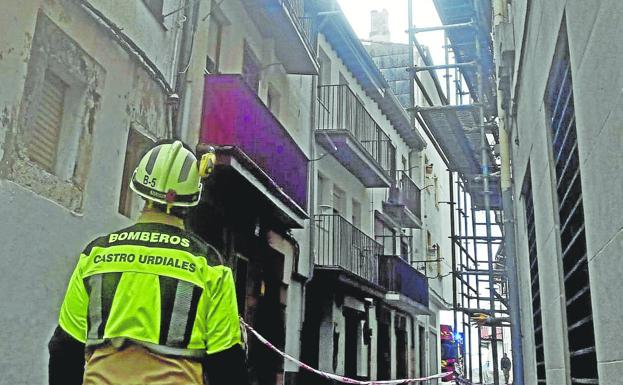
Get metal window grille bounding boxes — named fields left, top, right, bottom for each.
left=546, top=25, right=598, bottom=385
left=28, top=71, right=66, bottom=172
left=522, top=167, right=546, bottom=384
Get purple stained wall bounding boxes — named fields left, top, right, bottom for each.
left=200, top=74, right=308, bottom=210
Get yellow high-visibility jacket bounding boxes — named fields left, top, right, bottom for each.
left=58, top=215, right=241, bottom=359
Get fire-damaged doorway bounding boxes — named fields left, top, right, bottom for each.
left=377, top=306, right=391, bottom=380
left=188, top=155, right=295, bottom=385
left=343, top=307, right=368, bottom=381
left=239, top=243, right=286, bottom=385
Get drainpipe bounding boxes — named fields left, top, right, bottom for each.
left=174, top=0, right=201, bottom=140
left=493, top=1, right=525, bottom=384
left=307, top=71, right=318, bottom=282
left=499, top=99, right=524, bottom=385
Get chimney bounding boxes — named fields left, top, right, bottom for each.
left=369, top=9, right=390, bottom=42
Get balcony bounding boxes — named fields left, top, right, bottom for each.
left=379, top=254, right=429, bottom=311
left=242, top=0, right=318, bottom=74
left=315, top=214, right=382, bottom=286
left=316, top=84, right=396, bottom=188
left=383, top=171, right=423, bottom=228
left=200, top=74, right=308, bottom=227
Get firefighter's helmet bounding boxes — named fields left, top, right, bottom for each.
left=130, top=140, right=208, bottom=207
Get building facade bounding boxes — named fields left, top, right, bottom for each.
left=0, top=1, right=199, bottom=383
left=1, top=1, right=457, bottom=384
left=495, top=1, right=623, bottom=384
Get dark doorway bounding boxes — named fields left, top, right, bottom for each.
left=395, top=314, right=408, bottom=379
left=344, top=311, right=358, bottom=378
left=419, top=325, right=426, bottom=378
left=396, top=329, right=408, bottom=378
left=344, top=308, right=366, bottom=380
left=248, top=245, right=285, bottom=385
left=377, top=307, right=391, bottom=380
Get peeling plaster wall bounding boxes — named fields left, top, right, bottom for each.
left=0, top=2, right=183, bottom=383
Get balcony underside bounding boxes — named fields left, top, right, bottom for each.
left=312, top=267, right=386, bottom=300
left=316, top=130, right=392, bottom=188
left=382, top=202, right=422, bottom=229
left=384, top=292, right=433, bottom=316
left=243, top=0, right=318, bottom=75
left=207, top=147, right=308, bottom=228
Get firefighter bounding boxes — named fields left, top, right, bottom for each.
left=48, top=140, right=249, bottom=385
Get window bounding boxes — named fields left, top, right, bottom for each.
left=242, top=42, right=261, bottom=94
left=429, top=332, right=438, bottom=381
left=351, top=199, right=361, bottom=228
left=332, top=185, right=346, bottom=215
left=317, top=174, right=331, bottom=213
left=522, top=165, right=546, bottom=383
left=399, top=235, right=410, bottom=261
left=9, top=13, right=105, bottom=212
left=425, top=231, right=439, bottom=275
left=339, top=72, right=349, bottom=86
left=318, top=48, right=331, bottom=85
left=27, top=71, right=66, bottom=172
left=375, top=216, right=396, bottom=255
left=434, top=175, right=440, bottom=208
left=206, top=13, right=223, bottom=73
left=143, top=0, right=164, bottom=21
left=267, top=85, right=280, bottom=116
left=118, top=127, right=155, bottom=218
left=545, top=19, right=597, bottom=384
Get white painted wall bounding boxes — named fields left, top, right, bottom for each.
left=0, top=1, right=316, bottom=384
left=505, top=1, right=623, bottom=383
left=0, top=2, right=185, bottom=383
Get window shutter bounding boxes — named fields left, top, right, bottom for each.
left=28, top=71, right=66, bottom=172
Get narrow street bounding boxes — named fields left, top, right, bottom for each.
left=0, top=1, right=621, bottom=384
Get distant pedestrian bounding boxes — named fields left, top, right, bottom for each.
left=501, top=353, right=512, bottom=384
left=483, top=360, right=492, bottom=383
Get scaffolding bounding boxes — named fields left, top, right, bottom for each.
left=406, top=0, right=511, bottom=384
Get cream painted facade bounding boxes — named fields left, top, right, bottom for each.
left=1, top=1, right=458, bottom=384
left=497, top=1, right=623, bottom=384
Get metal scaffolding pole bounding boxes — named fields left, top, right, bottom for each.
left=474, top=0, right=499, bottom=380
left=470, top=204, right=483, bottom=384
left=449, top=172, right=460, bottom=381
left=407, top=1, right=510, bottom=382
left=459, top=181, right=472, bottom=382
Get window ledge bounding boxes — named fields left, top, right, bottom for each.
left=7, top=157, right=84, bottom=213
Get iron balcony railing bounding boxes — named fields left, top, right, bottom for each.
left=379, top=254, right=429, bottom=306
left=282, top=0, right=316, bottom=54
left=396, top=170, right=421, bottom=218
left=315, top=214, right=381, bottom=285
left=317, top=84, right=397, bottom=176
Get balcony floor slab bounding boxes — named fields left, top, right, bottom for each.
left=316, top=130, right=392, bottom=188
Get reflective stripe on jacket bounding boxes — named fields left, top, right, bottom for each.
left=58, top=220, right=241, bottom=358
